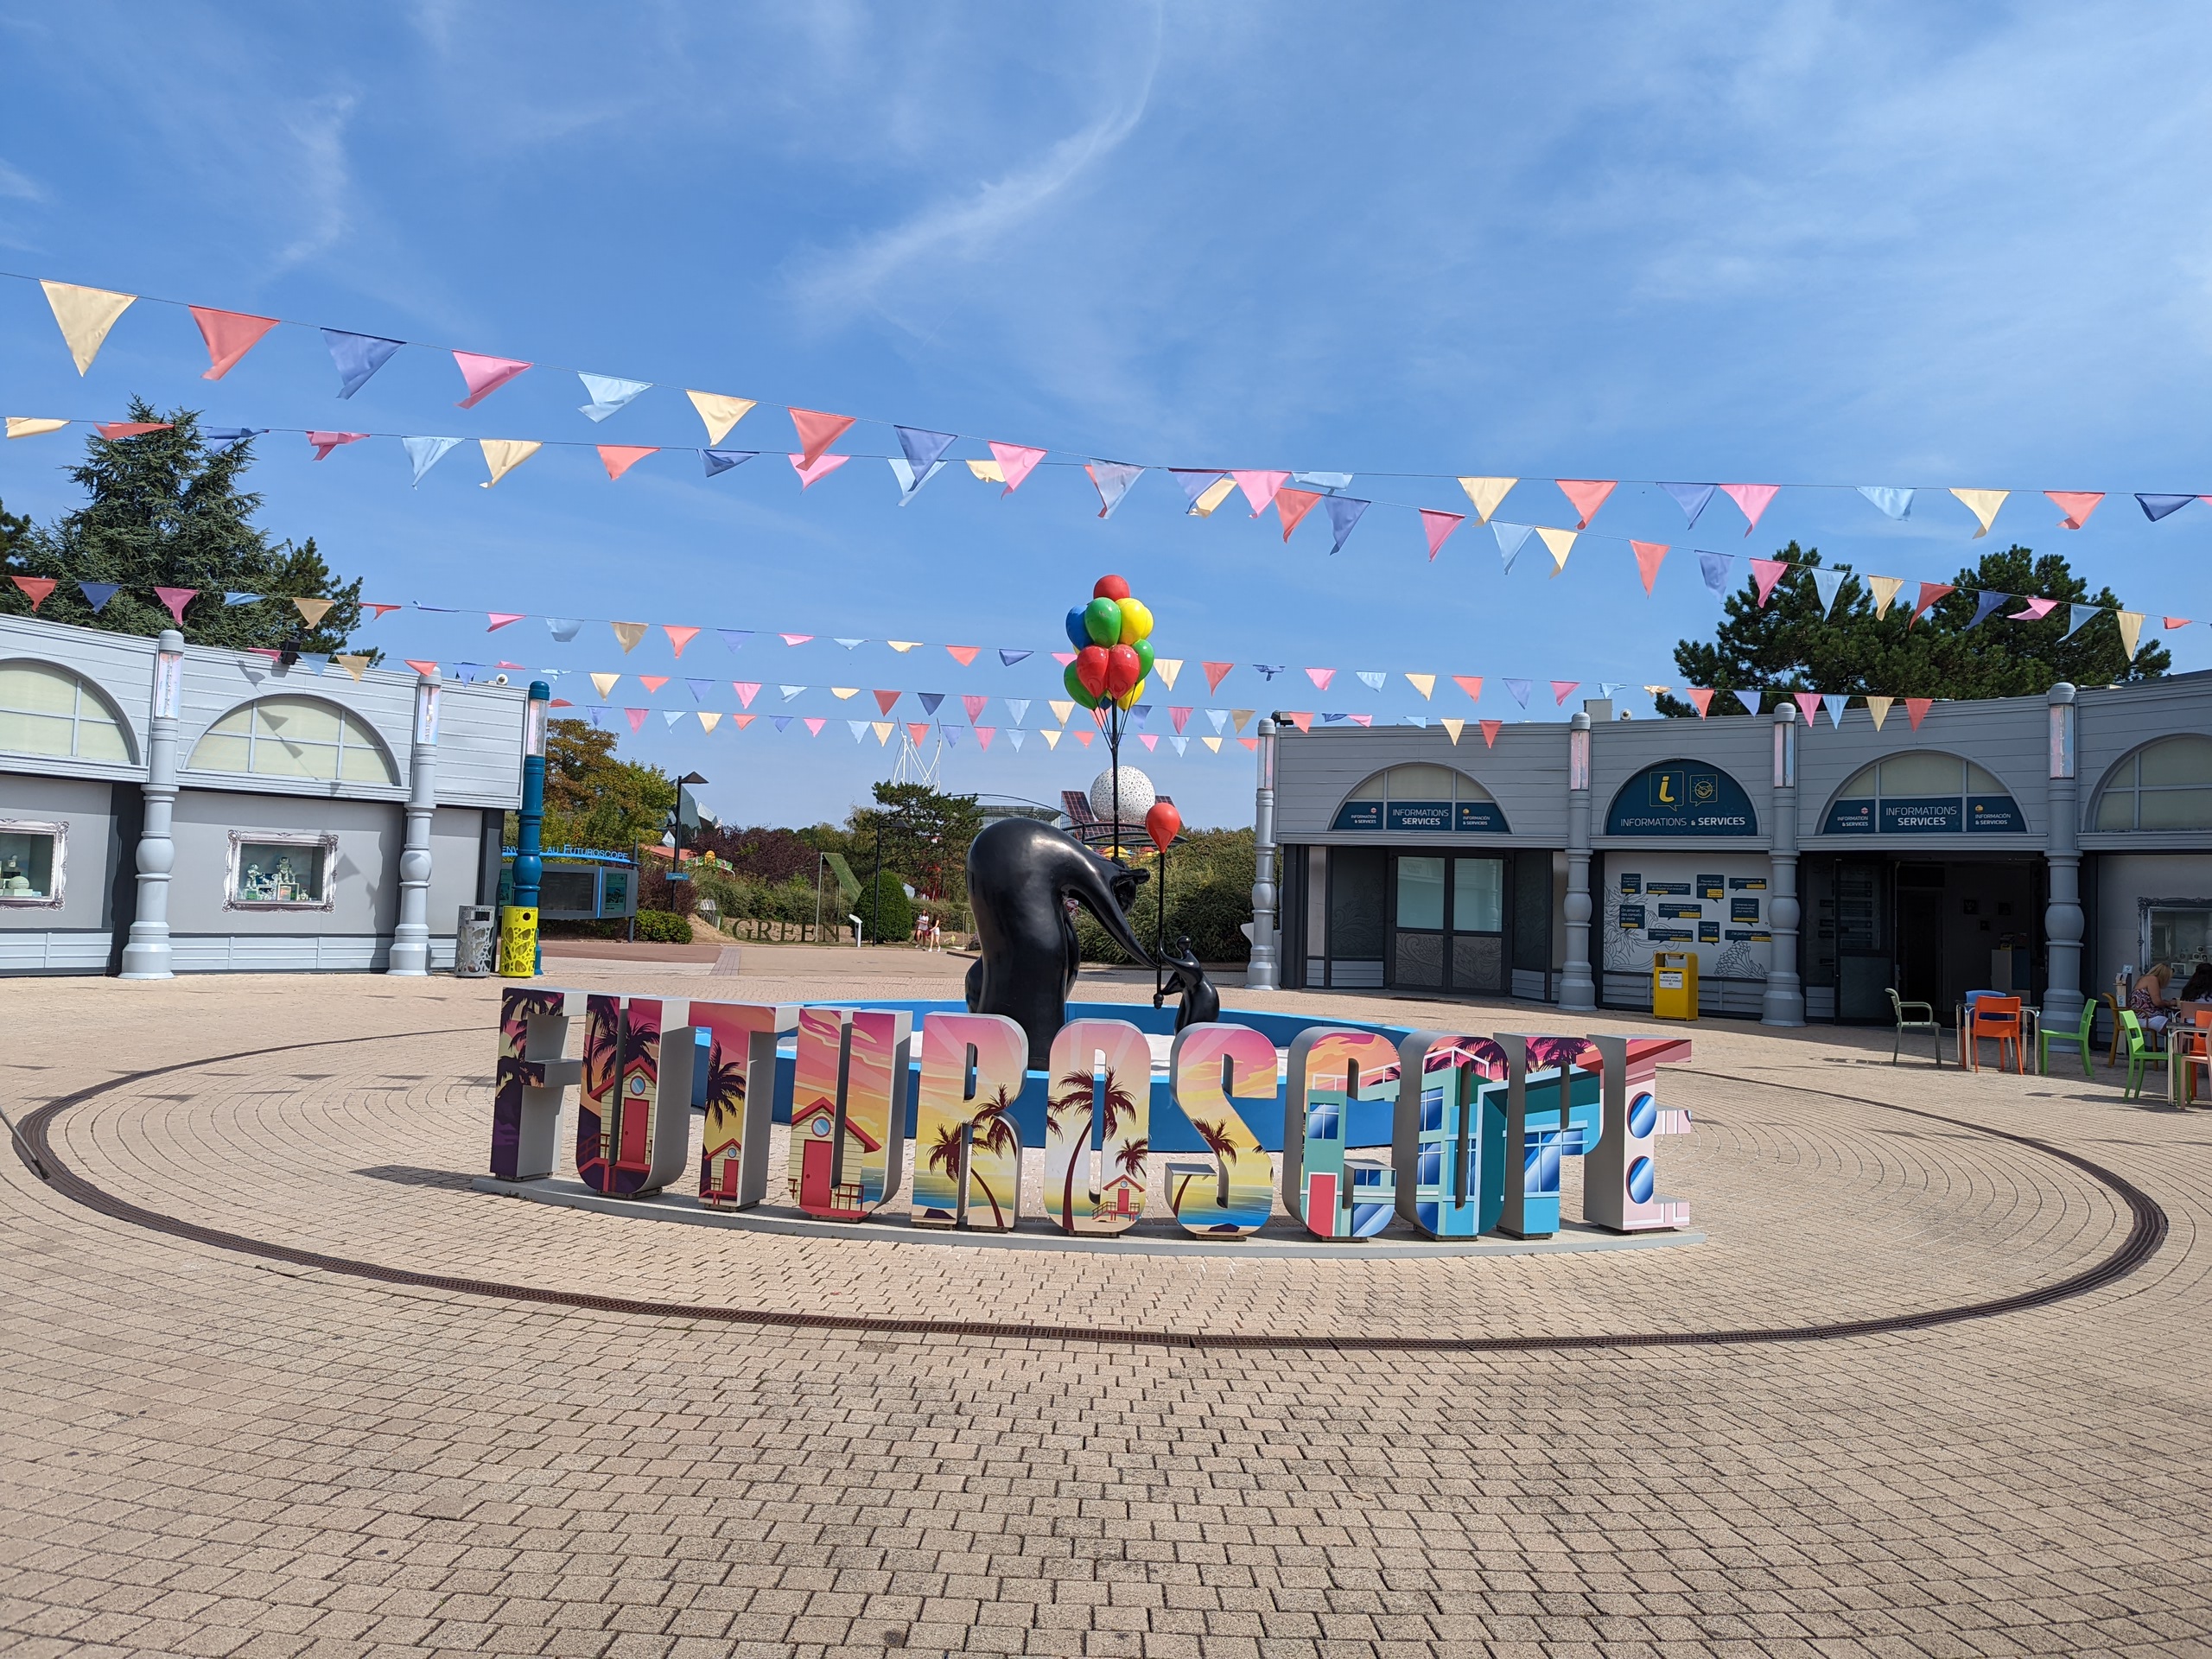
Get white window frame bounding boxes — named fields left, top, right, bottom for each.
left=0, top=659, right=137, bottom=764
left=0, top=817, right=67, bottom=908
left=225, top=830, right=340, bottom=912
left=188, top=696, right=398, bottom=785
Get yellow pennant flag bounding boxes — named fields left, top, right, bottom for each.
left=830, top=686, right=859, bottom=700
left=966, top=459, right=1005, bottom=483
left=698, top=710, right=721, bottom=733
left=1868, top=575, right=1904, bottom=618
left=41, top=280, right=136, bottom=375
left=1536, top=526, right=1577, bottom=575
left=1643, top=683, right=1669, bottom=697
left=480, top=439, right=541, bottom=487
left=1155, top=658, right=1183, bottom=690
left=1043, top=728, right=1064, bottom=750
left=1190, top=476, right=1237, bottom=517
left=335, top=654, right=370, bottom=681
left=611, top=621, right=649, bottom=653
left=1405, top=672, right=1435, bottom=700
left=1049, top=699, right=1075, bottom=724
left=1203, top=735, right=1223, bottom=753
left=887, top=640, right=919, bottom=652
left=1457, top=476, right=1517, bottom=524
left=686, top=391, right=756, bottom=446
left=2116, top=610, right=2145, bottom=658
left=292, top=596, right=335, bottom=628
left=1231, top=709, right=1255, bottom=734
left=872, top=721, right=893, bottom=745
left=591, top=672, right=620, bottom=698
left=1950, top=487, right=2008, bottom=538
left=1865, top=695, right=1893, bottom=730
left=6, top=417, right=68, bottom=440
left=1440, top=717, right=1465, bottom=744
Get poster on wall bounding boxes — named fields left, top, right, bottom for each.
left=1603, top=852, right=1773, bottom=980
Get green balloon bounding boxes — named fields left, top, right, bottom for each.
left=1063, top=659, right=1100, bottom=709
left=1083, top=596, right=1123, bottom=647
left=1133, top=639, right=1154, bottom=677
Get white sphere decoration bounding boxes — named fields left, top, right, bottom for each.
left=1088, top=766, right=1156, bottom=829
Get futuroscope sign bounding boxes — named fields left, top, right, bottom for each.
left=491, top=989, right=1696, bottom=1243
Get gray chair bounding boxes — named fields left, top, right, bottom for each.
left=1888, top=987, right=1942, bottom=1065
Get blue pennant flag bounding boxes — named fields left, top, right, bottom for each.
left=1005, top=698, right=1030, bottom=724
left=225, top=590, right=261, bottom=606
left=662, top=711, right=684, bottom=728
left=322, top=328, right=404, bottom=399
left=2136, top=493, right=2197, bottom=522
left=1810, top=568, right=1847, bottom=615
left=686, top=678, right=715, bottom=702
left=895, top=426, right=957, bottom=476
left=943, top=725, right=964, bottom=747
left=1252, top=664, right=1284, bottom=680
left=703, top=448, right=757, bottom=476
left=998, top=649, right=1031, bottom=667
left=1698, top=550, right=1733, bottom=599
left=917, top=692, right=945, bottom=716
left=1131, top=703, right=1152, bottom=729
left=772, top=715, right=793, bottom=732
left=1293, top=472, right=1352, bottom=493
left=1088, top=460, right=1145, bottom=519
left=1493, top=522, right=1534, bottom=573
left=202, top=428, right=266, bottom=450
left=1855, top=485, right=1914, bottom=519
left=79, top=582, right=120, bottom=613
left=545, top=618, right=582, bottom=642
left=1660, top=483, right=1716, bottom=527
left=718, top=629, right=752, bottom=652
left=403, top=435, right=461, bottom=486
left=576, top=373, right=651, bottom=422
left=2063, top=603, right=2101, bottom=640
left=1503, top=678, right=1532, bottom=709
left=889, top=455, right=946, bottom=505
left=1964, top=590, right=2010, bottom=630
left=1821, top=694, right=1847, bottom=727
left=1322, top=495, right=1370, bottom=555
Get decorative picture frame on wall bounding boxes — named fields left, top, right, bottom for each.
left=224, top=830, right=340, bottom=912
left=0, top=817, right=67, bottom=908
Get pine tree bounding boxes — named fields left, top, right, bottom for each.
left=1656, top=543, right=2165, bottom=716
left=0, top=399, right=371, bottom=656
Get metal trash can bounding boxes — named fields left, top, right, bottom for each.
left=454, top=904, right=497, bottom=978
left=1652, top=950, right=1699, bottom=1020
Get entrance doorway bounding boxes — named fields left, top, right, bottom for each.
left=1389, top=853, right=1507, bottom=996
left=1818, top=856, right=2042, bottom=1023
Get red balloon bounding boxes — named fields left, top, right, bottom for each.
left=1075, top=645, right=1111, bottom=698
left=1145, top=800, right=1181, bottom=852
left=1103, top=642, right=1141, bottom=698
left=1093, top=574, right=1131, bottom=601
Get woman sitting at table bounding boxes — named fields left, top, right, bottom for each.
left=2131, top=963, right=2178, bottom=1033
left=2178, top=963, right=2212, bottom=1005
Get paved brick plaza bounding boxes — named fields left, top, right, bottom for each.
left=3, top=950, right=2209, bottom=1657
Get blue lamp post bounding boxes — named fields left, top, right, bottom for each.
left=500, top=680, right=551, bottom=976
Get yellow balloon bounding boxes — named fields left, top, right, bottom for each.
left=1117, top=597, right=1153, bottom=644
left=1116, top=677, right=1145, bottom=710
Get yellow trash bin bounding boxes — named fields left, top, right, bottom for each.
left=1652, top=950, right=1698, bottom=1020
left=497, top=905, right=539, bottom=978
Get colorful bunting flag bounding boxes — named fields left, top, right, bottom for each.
left=78, top=582, right=120, bottom=613
left=1810, top=567, right=1846, bottom=615
left=1964, top=591, right=2009, bottom=629
left=1910, top=582, right=1955, bottom=624
left=1685, top=688, right=1714, bottom=717
left=453, top=352, right=531, bottom=409
left=486, top=612, right=525, bottom=632
left=577, top=373, right=650, bottom=422
left=2136, top=493, right=2196, bottom=522
left=1452, top=676, right=1482, bottom=702
left=598, top=445, right=657, bottom=480
left=699, top=711, right=721, bottom=733
left=2117, top=611, right=2145, bottom=658
left=963, top=693, right=988, bottom=721
left=1868, top=575, right=1904, bottom=618
left=1274, top=488, right=1322, bottom=540
left=637, top=675, right=671, bottom=696
left=686, top=678, right=715, bottom=701
left=1479, top=720, right=1503, bottom=747
left=1555, top=480, right=1615, bottom=529
left=308, top=431, right=367, bottom=461
left=5, top=417, right=68, bottom=440
left=95, top=423, right=170, bottom=440
left=1857, top=486, right=1913, bottom=519
left=403, top=435, right=462, bottom=485
left=1631, top=541, right=1669, bottom=594
left=1503, top=678, right=1531, bottom=709
left=734, top=682, right=760, bottom=708
left=689, top=391, right=757, bottom=446
left=41, top=281, right=135, bottom=375
left=1050, top=700, right=1075, bottom=725
left=988, top=442, right=1046, bottom=495
left=1203, top=661, right=1234, bottom=694
left=1438, top=717, right=1464, bottom=744
left=804, top=717, right=826, bottom=736
left=664, top=626, right=700, bottom=658
left=889, top=455, right=946, bottom=505
left=1000, top=649, right=1033, bottom=667
left=1536, top=526, right=1576, bottom=575
left=1232, top=710, right=1255, bottom=734
left=791, top=409, right=855, bottom=466
left=1419, top=510, right=1464, bottom=560
left=1950, top=487, right=2008, bottom=537
left=1154, top=659, right=1181, bottom=690
left=335, top=655, right=369, bottom=681
left=1821, top=693, right=1847, bottom=727
left=2045, top=491, right=2103, bottom=530
left=1457, top=477, right=1516, bottom=523
left=480, top=439, right=541, bottom=487
left=1085, top=461, right=1143, bottom=518
left=1659, top=483, right=1714, bottom=527
left=1719, top=483, right=1780, bottom=537
left=1751, top=559, right=1789, bottom=607
left=1006, top=698, right=1030, bottom=724
left=1698, top=550, right=1732, bottom=599
left=323, top=329, right=404, bottom=398
left=1218, top=470, right=1284, bottom=516
left=702, top=448, right=756, bottom=476
left=1550, top=681, right=1580, bottom=706
left=1905, top=697, right=1933, bottom=730
left=1321, top=495, right=1369, bottom=554
left=1792, top=691, right=1821, bottom=723
left=719, top=630, right=753, bottom=652
left=946, top=645, right=980, bottom=667
left=1306, top=667, right=1335, bottom=690
left=404, top=659, right=442, bottom=678
left=1170, top=470, right=1227, bottom=514
left=201, top=428, right=265, bottom=450
left=790, top=452, right=849, bottom=488
left=1405, top=673, right=1435, bottom=700
left=1865, top=695, right=1892, bottom=730
left=1494, top=522, right=1534, bottom=573
left=153, top=587, right=196, bottom=624
left=612, top=621, right=649, bottom=653
left=624, top=708, right=647, bottom=733
left=189, top=307, right=278, bottom=380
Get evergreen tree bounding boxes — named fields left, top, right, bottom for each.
left=0, top=399, right=370, bottom=655
left=1655, top=543, right=2165, bottom=717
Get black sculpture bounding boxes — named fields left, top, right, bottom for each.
left=963, top=817, right=1156, bottom=1069
left=1154, top=934, right=1220, bottom=1033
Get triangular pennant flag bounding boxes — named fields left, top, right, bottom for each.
left=1551, top=681, right=1580, bottom=707
left=1321, top=495, right=1370, bottom=554
left=2136, top=493, right=2196, bottom=522
left=1452, top=676, right=1483, bottom=702
left=1685, top=688, right=1714, bottom=717
left=733, top=714, right=756, bottom=730
left=1405, top=673, right=1435, bottom=700
left=1964, top=590, right=2009, bottom=630
left=1493, top=522, right=1534, bottom=573
left=888, top=640, right=919, bottom=653
left=1865, top=695, right=1892, bottom=730
left=1457, top=476, right=1516, bottom=523
left=790, top=408, right=855, bottom=466
left=917, top=693, right=945, bottom=716
left=946, top=645, right=980, bottom=667
left=685, top=678, right=715, bottom=701
left=827, top=686, right=858, bottom=702
left=153, top=587, right=197, bottom=624
left=1205, top=709, right=1228, bottom=733
left=335, top=655, right=369, bottom=681
left=662, top=710, right=683, bottom=728
left=623, top=709, right=647, bottom=732
left=2164, top=616, right=2192, bottom=631
left=790, top=452, right=850, bottom=488
left=189, top=307, right=279, bottom=380
left=1659, top=483, right=1715, bottom=527
left=1169, top=706, right=1192, bottom=734
left=479, top=439, right=540, bottom=486
left=894, top=426, right=957, bottom=481
left=1086, top=461, right=1144, bottom=518
left=1503, top=678, right=1531, bottom=709
left=2012, top=596, right=2065, bottom=623
left=94, top=422, right=172, bottom=440
left=41, top=281, right=136, bottom=374
left=1203, top=661, right=1234, bottom=694
left=308, top=430, right=368, bottom=460
left=2116, top=611, right=2145, bottom=659
left=2045, top=491, right=2103, bottom=530
left=1535, top=526, right=1576, bottom=575
left=907, top=721, right=932, bottom=747
left=966, top=459, right=1006, bottom=483
left=1274, top=487, right=1323, bottom=540
left=201, top=427, right=265, bottom=450
left=1857, top=486, right=1914, bottom=519
left=1439, top=717, right=1464, bottom=744
left=664, top=626, right=701, bottom=658
left=848, top=720, right=868, bottom=742
left=1719, top=483, right=1780, bottom=537
left=1044, top=728, right=1065, bottom=750
left=1698, top=550, right=1732, bottom=599
left=779, top=684, right=806, bottom=700
left=598, top=445, right=658, bottom=481
left=688, top=391, right=756, bottom=446
left=1005, top=698, right=1030, bottom=724
left=733, top=683, right=760, bottom=708
left=1171, top=469, right=1229, bottom=512
left=772, top=715, right=793, bottom=732
left=486, top=612, right=525, bottom=632
left=1810, top=567, right=1846, bottom=615
left=453, top=352, right=531, bottom=409
left=1139, top=734, right=1158, bottom=751
left=1910, top=582, right=1955, bottom=624
left=1356, top=671, right=1385, bottom=691
left=1631, top=541, right=1669, bottom=594
left=1905, top=697, right=1934, bottom=730
left=322, top=328, right=404, bottom=398
left=963, top=694, right=988, bottom=721
left=5, top=417, right=69, bottom=440
left=403, top=435, right=462, bottom=485
left=1285, top=712, right=1313, bottom=734
left=1950, top=488, right=2008, bottom=537
left=1052, top=652, right=1075, bottom=667
left=638, top=676, right=671, bottom=694
left=1232, top=709, right=1255, bottom=733
left=1751, top=559, right=1789, bottom=607
left=1201, top=735, right=1220, bottom=753
left=1821, top=694, right=1848, bottom=728
left=1479, top=720, right=1503, bottom=747
left=73, top=581, right=119, bottom=614
left=1868, top=575, right=1904, bottom=618
left=698, top=711, right=721, bottom=733
left=1792, top=691, right=1821, bottom=723
left=1154, top=658, right=1181, bottom=690
left=1555, top=479, right=1615, bottom=528
left=988, top=442, right=1047, bottom=495
left=292, top=597, right=334, bottom=628
left=404, top=659, right=442, bottom=678
left=577, top=373, right=651, bottom=423
left=804, top=717, right=826, bottom=736
left=874, top=690, right=900, bottom=715
left=1419, top=509, right=1465, bottom=560
left=719, top=630, right=753, bottom=652
left=612, top=621, right=649, bottom=652
left=1306, top=667, right=1336, bottom=690
left=1233, top=471, right=1290, bottom=515
left=702, top=448, right=757, bottom=476
left=362, top=601, right=401, bottom=619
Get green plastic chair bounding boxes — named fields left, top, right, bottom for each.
left=1887, top=988, right=1942, bottom=1066
left=2118, top=1009, right=2168, bottom=1100
left=2039, top=997, right=2099, bottom=1078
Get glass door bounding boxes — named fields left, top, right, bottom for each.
left=1391, top=854, right=1447, bottom=988
left=1450, top=856, right=1506, bottom=994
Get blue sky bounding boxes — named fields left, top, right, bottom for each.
left=0, top=3, right=2205, bottom=828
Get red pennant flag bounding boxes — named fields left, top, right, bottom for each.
left=2045, top=490, right=2104, bottom=530
left=153, top=586, right=197, bottom=624
left=365, top=603, right=403, bottom=620
left=1631, top=541, right=1669, bottom=594
left=453, top=351, right=531, bottom=409
left=1203, top=661, right=1235, bottom=693
left=664, top=626, right=700, bottom=658
left=946, top=645, right=980, bottom=666
left=625, top=708, right=647, bottom=732
left=1720, top=483, right=1780, bottom=537
left=1452, top=675, right=1483, bottom=702
left=734, top=714, right=756, bottom=729
left=1551, top=680, right=1580, bottom=706
left=874, top=690, right=899, bottom=714
left=1479, top=719, right=1503, bottom=747
left=1910, top=582, right=1955, bottom=624
left=1287, top=711, right=1314, bottom=733
left=907, top=722, right=931, bottom=747
left=1239, top=736, right=1258, bottom=750
left=188, top=306, right=279, bottom=380
left=638, top=676, right=670, bottom=694
left=2164, top=616, right=2193, bottom=630
left=1274, top=488, right=1323, bottom=541
left=1074, top=729, right=1094, bottom=748
left=598, top=444, right=658, bottom=481
left=404, top=659, right=442, bottom=677
left=1419, top=508, right=1465, bottom=561
left=486, top=613, right=525, bottom=631
left=1555, top=479, right=1616, bottom=528
left=95, top=422, right=173, bottom=440
left=1686, top=688, right=1715, bottom=717
left=1751, top=558, right=1790, bottom=607
left=733, top=682, right=761, bottom=708
left=987, top=442, right=1046, bottom=495
left=790, top=408, right=855, bottom=466
left=1792, top=691, right=1821, bottom=723
left=1905, top=696, right=1934, bottom=729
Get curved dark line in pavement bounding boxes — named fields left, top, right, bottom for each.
left=11, top=1030, right=2170, bottom=1353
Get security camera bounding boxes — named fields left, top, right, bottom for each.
left=492, top=673, right=510, bottom=686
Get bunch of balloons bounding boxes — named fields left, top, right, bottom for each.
left=1062, top=574, right=1154, bottom=713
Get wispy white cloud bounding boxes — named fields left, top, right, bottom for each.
left=0, top=159, right=42, bottom=201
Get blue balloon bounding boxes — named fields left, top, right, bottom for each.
left=1065, top=606, right=1091, bottom=650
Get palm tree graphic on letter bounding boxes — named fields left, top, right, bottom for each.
left=1173, top=1116, right=1239, bottom=1209
left=1049, top=1064, right=1136, bottom=1230
left=925, top=1084, right=1019, bottom=1227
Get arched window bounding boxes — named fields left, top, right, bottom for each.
left=0, top=659, right=135, bottom=762
left=188, top=696, right=398, bottom=785
left=1332, top=764, right=1510, bottom=832
left=1821, top=751, right=2024, bottom=834
left=2093, top=735, right=2212, bottom=831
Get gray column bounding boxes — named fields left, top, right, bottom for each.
left=1247, top=715, right=1281, bottom=990
left=119, top=630, right=184, bottom=980
left=1559, top=712, right=1597, bottom=1013
left=2042, top=682, right=2084, bottom=1032
left=1761, top=702, right=1806, bottom=1027
left=387, top=677, right=442, bottom=976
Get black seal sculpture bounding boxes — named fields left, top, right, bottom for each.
left=963, top=817, right=1157, bottom=1069
left=1153, top=934, right=1220, bottom=1033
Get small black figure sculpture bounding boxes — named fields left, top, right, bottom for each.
left=964, top=817, right=1156, bottom=1069
left=1154, top=934, right=1220, bottom=1033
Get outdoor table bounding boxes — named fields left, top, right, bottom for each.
left=1956, top=1001, right=2037, bottom=1071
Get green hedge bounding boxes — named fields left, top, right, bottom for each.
left=1073, top=874, right=1251, bottom=965
left=635, top=908, right=691, bottom=944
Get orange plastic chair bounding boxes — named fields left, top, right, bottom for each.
left=2183, top=1009, right=2212, bottom=1106
left=1969, top=995, right=2024, bottom=1075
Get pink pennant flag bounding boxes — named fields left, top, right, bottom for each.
left=1286, top=712, right=1314, bottom=733
left=1792, top=691, right=1821, bottom=723
left=1910, top=582, right=1955, bottom=624
left=1275, top=488, right=1323, bottom=540
left=906, top=721, right=931, bottom=747
left=663, top=626, right=700, bottom=658
left=946, top=645, right=980, bottom=666
left=1452, top=675, right=1483, bottom=702
left=2164, top=616, right=2193, bottom=630
left=976, top=727, right=995, bottom=751
left=95, top=422, right=173, bottom=440
left=1306, top=667, right=1336, bottom=690
left=1419, top=508, right=1465, bottom=561
left=804, top=716, right=825, bottom=736
left=779, top=633, right=813, bottom=646
left=963, top=694, right=988, bottom=721
left=1631, top=541, right=1669, bottom=594
left=10, top=575, right=56, bottom=611
left=1751, top=559, right=1790, bottom=607
left=1905, top=697, right=1934, bottom=730
left=404, top=659, right=442, bottom=678
left=1720, top=483, right=1780, bottom=537
left=1140, top=734, right=1159, bottom=752
left=1348, top=715, right=1372, bottom=728
left=1170, top=706, right=1192, bottom=734
left=598, top=444, right=658, bottom=481
left=1686, top=688, right=1715, bottom=717
left=1478, top=720, right=1503, bottom=747
left=733, top=682, right=761, bottom=708
left=625, top=708, right=647, bottom=732
left=790, top=408, right=855, bottom=466
left=1074, top=729, right=1094, bottom=748
left=1555, top=479, right=1616, bottom=529
left=364, top=603, right=403, bottom=620
left=153, top=586, right=197, bottom=624
left=2008, top=597, right=2058, bottom=621
left=2045, top=491, right=2104, bottom=530
left=1203, top=661, right=1235, bottom=693
left=453, top=351, right=531, bottom=409
left=188, top=306, right=279, bottom=380
left=1052, top=651, right=1076, bottom=667
left=1550, top=681, right=1580, bottom=706
left=733, top=714, right=756, bottom=730
left=307, top=431, right=367, bottom=460
left=789, top=452, right=850, bottom=488
left=1237, top=736, right=1258, bottom=751
left=987, top=442, right=1046, bottom=495
left=486, top=613, right=526, bottom=631
left=1232, top=470, right=1290, bottom=515
left=638, top=676, right=670, bottom=694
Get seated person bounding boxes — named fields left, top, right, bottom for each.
left=2130, top=963, right=2178, bottom=1033
left=2177, top=963, right=2212, bottom=1006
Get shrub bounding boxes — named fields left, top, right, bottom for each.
left=856, top=873, right=912, bottom=944
left=1072, top=873, right=1251, bottom=965
left=640, top=866, right=696, bottom=918
left=635, top=908, right=691, bottom=944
